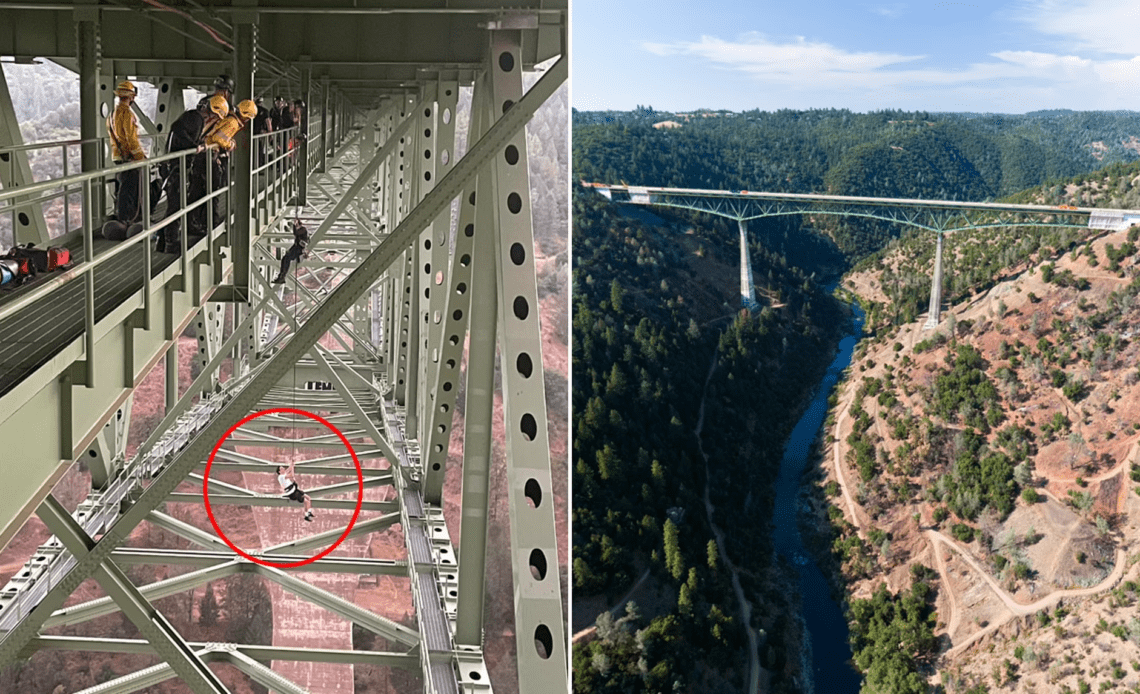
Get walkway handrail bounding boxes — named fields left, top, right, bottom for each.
left=0, top=151, right=226, bottom=324
left=0, top=127, right=300, bottom=205
left=0, top=128, right=305, bottom=326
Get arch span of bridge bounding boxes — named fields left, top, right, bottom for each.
left=0, top=4, right=567, bottom=694
left=587, top=183, right=1140, bottom=328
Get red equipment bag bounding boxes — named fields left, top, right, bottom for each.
left=47, top=247, right=70, bottom=270
left=11, top=244, right=48, bottom=273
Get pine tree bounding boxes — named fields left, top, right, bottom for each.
left=199, top=583, right=219, bottom=628
left=663, top=518, right=684, bottom=581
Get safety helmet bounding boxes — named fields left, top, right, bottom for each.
left=254, top=96, right=265, bottom=106
left=114, top=80, right=137, bottom=97
left=213, top=74, right=234, bottom=93
left=207, top=95, right=229, bottom=119
left=236, top=99, right=258, bottom=120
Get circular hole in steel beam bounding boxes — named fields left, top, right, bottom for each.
left=509, top=242, right=525, bottom=265
left=512, top=296, right=529, bottom=320
left=520, top=413, right=537, bottom=441
left=505, top=145, right=519, bottom=165
left=507, top=192, right=522, bottom=214
left=499, top=51, right=515, bottom=73
left=529, top=548, right=547, bottom=580
left=516, top=352, right=533, bottom=378
left=534, top=624, right=553, bottom=659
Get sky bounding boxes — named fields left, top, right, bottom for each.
left=572, top=0, right=1140, bottom=114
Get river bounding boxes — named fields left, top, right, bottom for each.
left=770, top=298, right=865, bottom=694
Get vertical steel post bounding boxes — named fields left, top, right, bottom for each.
left=320, top=75, right=330, bottom=173
left=405, top=84, right=436, bottom=440
left=487, top=30, right=567, bottom=690
left=739, top=218, right=757, bottom=311
left=165, top=342, right=178, bottom=411
left=455, top=72, right=494, bottom=644
left=75, top=5, right=105, bottom=221
left=924, top=230, right=944, bottom=330
left=232, top=13, right=257, bottom=299
left=83, top=179, right=95, bottom=388
left=298, top=60, right=311, bottom=205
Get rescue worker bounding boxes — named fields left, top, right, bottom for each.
left=272, top=218, right=309, bottom=283
left=102, top=80, right=147, bottom=240
left=190, top=98, right=256, bottom=234
left=269, top=96, right=286, bottom=131
left=196, top=74, right=234, bottom=113
left=158, top=95, right=228, bottom=254
left=276, top=460, right=314, bottom=522
left=251, top=96, right=272, bottom=169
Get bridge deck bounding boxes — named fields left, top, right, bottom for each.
left=0, top=231, right=188, bottom=398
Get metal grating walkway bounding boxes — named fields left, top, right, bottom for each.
left=0, top=233, right=189, bottom=397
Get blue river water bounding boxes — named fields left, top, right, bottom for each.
left=770, top=300, right=865, bottom=693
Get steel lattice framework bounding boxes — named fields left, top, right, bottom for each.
left=0, top=3, right=567, bottom=693
left=588, top=183, right=1140, bottom=327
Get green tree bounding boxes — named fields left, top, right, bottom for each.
left=610, top=278, right=625, bottom=313
left=199, top=583, right=219, bottom=628
left=663, top=518, right=684, bottom=581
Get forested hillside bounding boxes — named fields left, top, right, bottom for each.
left=810, top=152, right=1140, bottom=694
left=574, top=108, right=1140, bottom=258
left=571, top=182, right=847, bottom=692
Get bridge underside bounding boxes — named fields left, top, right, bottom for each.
left=0, top=3, right=567, bottom=693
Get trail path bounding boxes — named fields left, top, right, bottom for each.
left=831, top=377, right=1131, bottom=659
left=569, top=568, right=651, bottom=646
left=696, top=350, right=761, bottom=694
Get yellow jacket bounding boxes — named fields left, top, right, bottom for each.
left=204, top=114, right=246, bottom=153
left=107, top=100, right=146, bottom=162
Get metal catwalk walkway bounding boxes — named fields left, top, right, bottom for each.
left=0, top=3, right=567, bottom=693
left=0, top=234, right=184, bottom=397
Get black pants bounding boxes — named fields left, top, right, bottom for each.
left=159, top=161, right=185, bottom=250
left=187, top=152, right=226, bottom=234
left=115, top=165, right=141, bottom=224
left=278, top=244, right=304, bottom=277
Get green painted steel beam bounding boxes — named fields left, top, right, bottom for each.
left=486, top=30, right=567, bottom=690
left=36, top=497, right=230, bottom=693
left=261, top=511, right=401, bottom=556
left=0, top=52, right=565, bottom=672
left=254, top=564, right=420, bottom=647
left=111, top=548, right=408, bottom=575
left=455, top=69, right=495, bottom=645
left=30, top=636, right=418, bottom=669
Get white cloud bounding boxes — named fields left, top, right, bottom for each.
left=871, top=3, right=907, bottom=18
left=1016, top=0, right=1140, bottom=54
left=636, top=33, right=1140, bottom=112
left=642, top=33, right=926, bottom=82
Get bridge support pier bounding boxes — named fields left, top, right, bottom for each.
left=924, top=231, right=944, bottom=330
left=739, top=218, right=759, bottom=312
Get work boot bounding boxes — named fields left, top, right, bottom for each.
left=125, top=222, right=144, bottom=238
left=162, top=229, right=182, bottom=255
left=272, top=273, right=286, bottom=285
left=303, top=510, right=314, bottom=522
left=101, top=220, right=128, bottom=240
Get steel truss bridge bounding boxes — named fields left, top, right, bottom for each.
left=588, top=183, right=1140, bottom=327
left=0, top=2, right=566, bottom=693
